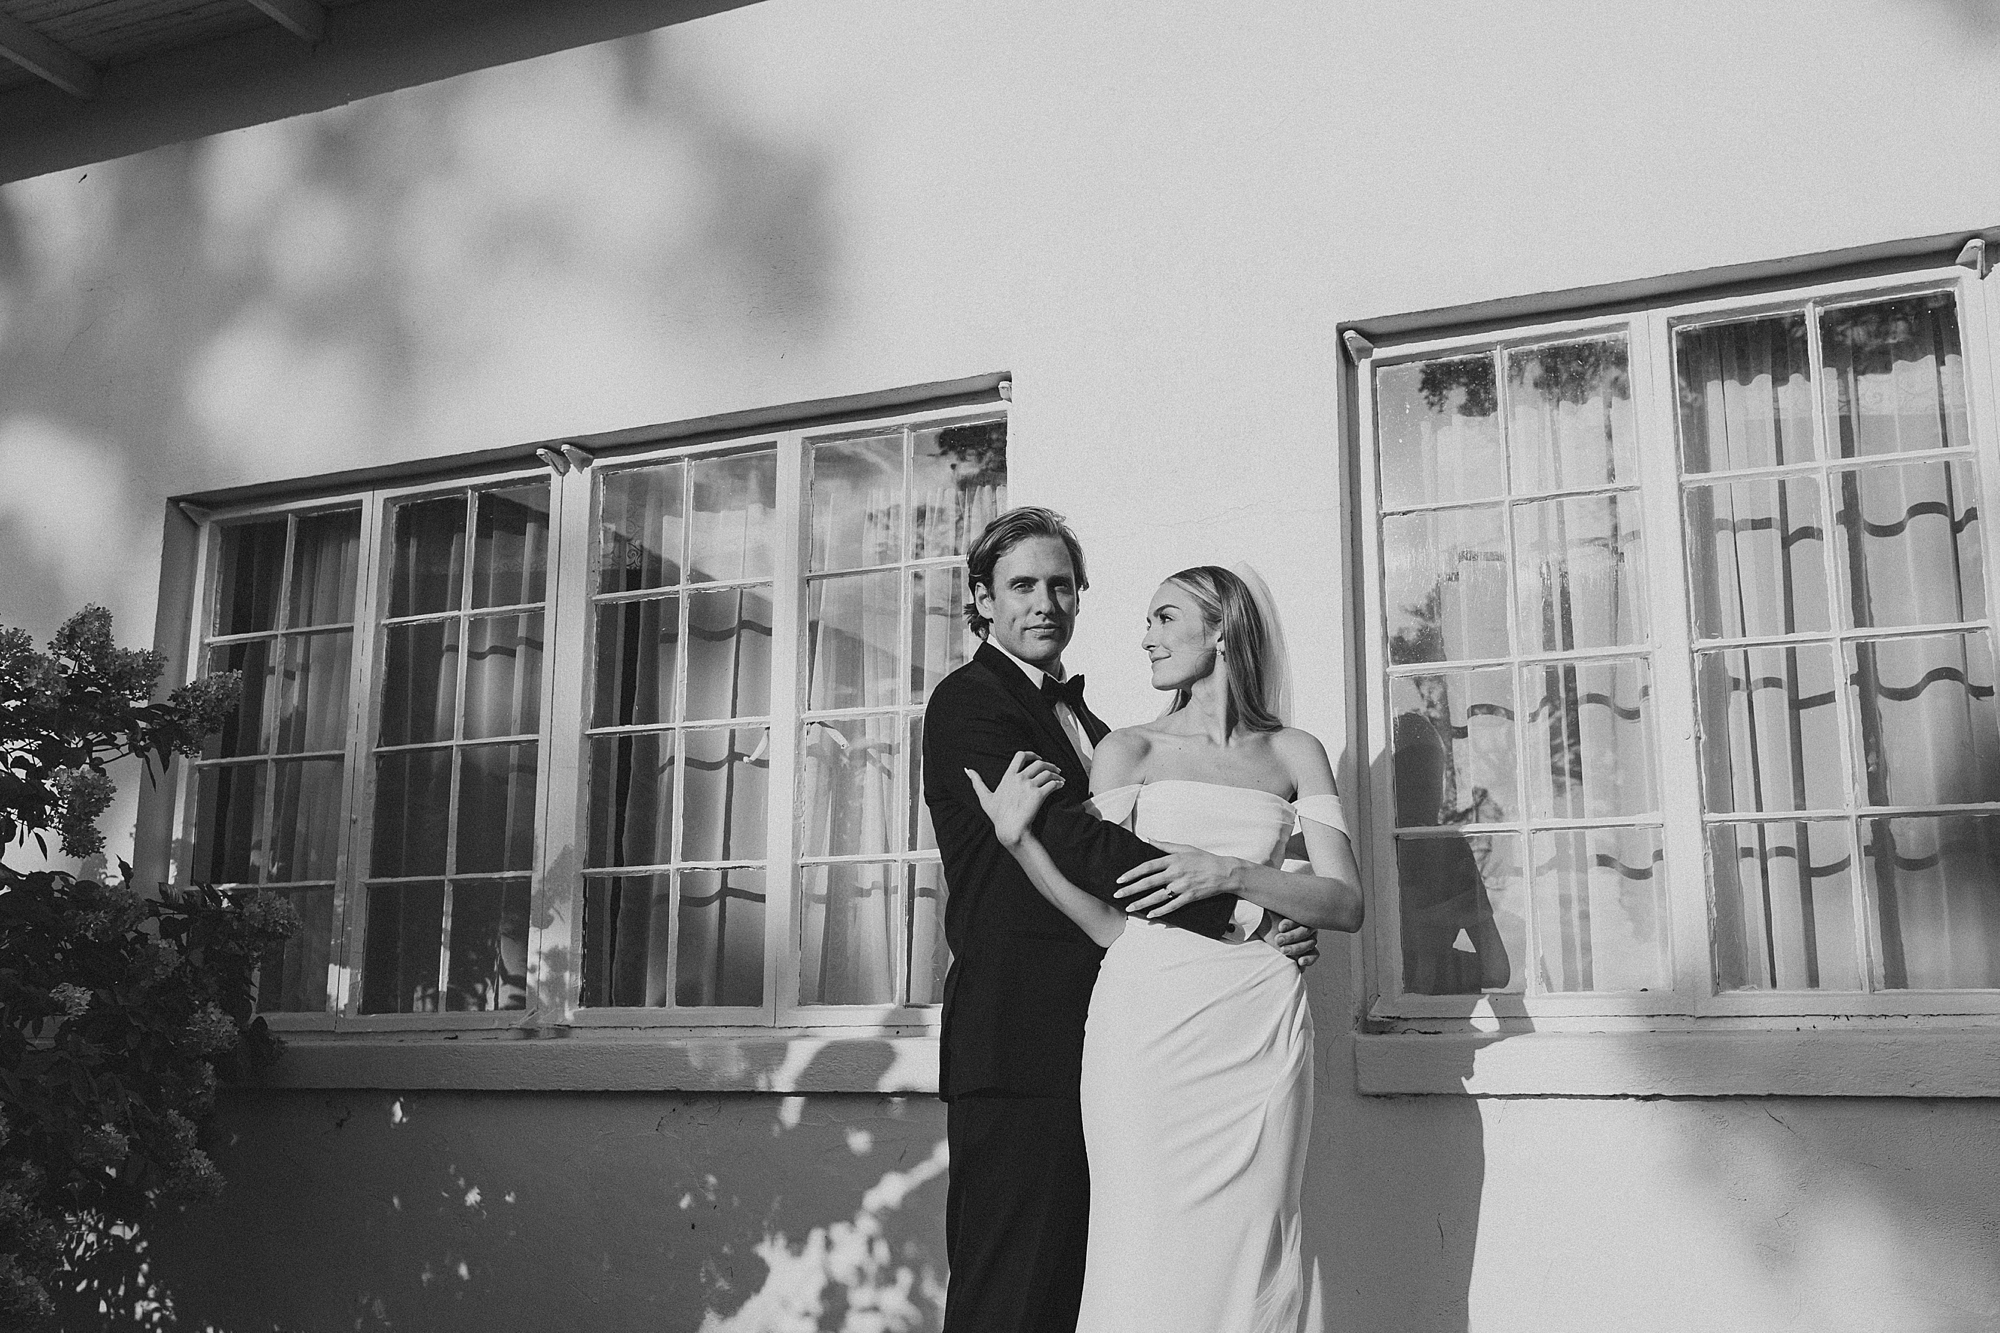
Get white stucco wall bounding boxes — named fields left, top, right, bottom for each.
left=8, top=1, right=2000, bottom=1328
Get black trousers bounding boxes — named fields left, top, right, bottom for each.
left=942, top=1092, right=1091, bottom=1333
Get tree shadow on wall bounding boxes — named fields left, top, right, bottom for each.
left=0, top=24, right=833, bottom=642
left=64, top=1041, right=949, bottom=1333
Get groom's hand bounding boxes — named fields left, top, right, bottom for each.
left=1112, top=842, right=1241, bottom=918
left=1270, top=918, right=1320, bottom=969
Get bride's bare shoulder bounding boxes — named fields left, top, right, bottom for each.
left=1268, top=727, right=1336, bottom=790
left=1091, top=727, right=1155, bottom=788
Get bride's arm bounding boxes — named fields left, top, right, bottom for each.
left=966, top=754, right=1128, bottom=948
left=1115, top=731, right=1364, bottom=933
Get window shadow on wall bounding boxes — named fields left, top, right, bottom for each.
left=66, top=1042, right=951, bottom=1332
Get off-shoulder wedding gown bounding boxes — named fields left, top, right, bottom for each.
left=1077, top=780, right=1342, bottom=1333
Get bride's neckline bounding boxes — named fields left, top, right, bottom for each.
left=1097, top=778, right=1296, bottom=805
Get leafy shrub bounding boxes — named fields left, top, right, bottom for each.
left=0, top=607, right=295, bottom=1325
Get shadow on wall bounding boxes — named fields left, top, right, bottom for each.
left=0, top=25, right=833, bottom=644
left=63, top=1044, right=947, bottom=1333
left=1306, top=735, right=1507, bottom=1333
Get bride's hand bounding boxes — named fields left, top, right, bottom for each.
left=965, top=752, right=1065, bottom=848
left=1113, top=841, right=1244, bottom=918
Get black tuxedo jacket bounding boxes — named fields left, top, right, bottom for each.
left=923, top=641, right=1240, bottom=1101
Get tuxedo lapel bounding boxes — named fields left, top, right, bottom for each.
left=972, top=641, right=1090, bottom=782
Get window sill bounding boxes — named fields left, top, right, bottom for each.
left=251, top=1029, right=941, bottom=1095
left=1353, top=1022, right=2000, bottom=1098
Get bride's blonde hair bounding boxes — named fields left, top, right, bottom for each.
left=1163, top=565, right=1284, bottom=736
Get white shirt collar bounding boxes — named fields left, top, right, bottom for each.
left=989, top=638, right=1065, bottom=690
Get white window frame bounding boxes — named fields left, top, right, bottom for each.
left=1350, top=258, right=2000, bottom=1094
left=166, top=396, right=1005, bottom=1054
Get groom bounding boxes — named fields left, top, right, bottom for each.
left=923, top=506, right=1318, bottom=1333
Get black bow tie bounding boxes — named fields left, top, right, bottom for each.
left=1041, top=673, right=1087, bottom=714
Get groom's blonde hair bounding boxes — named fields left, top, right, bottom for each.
left=1164, top=566, right=1284, bottom=736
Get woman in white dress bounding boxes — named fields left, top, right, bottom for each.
left=966, top=565, right=1363, bottom=1333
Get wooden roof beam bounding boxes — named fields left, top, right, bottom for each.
left=0, top=10, right=98, bottom=99
left=245, top=0, right=326, bottom=43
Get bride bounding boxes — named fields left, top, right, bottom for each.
left=966, top=565, right=1362, bottom=1333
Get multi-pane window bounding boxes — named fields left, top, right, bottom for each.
left=194, top=508, right=361, bottom=1013
left=798, top=422, right=1005, bottom=1006
left=361, top=482, right=550, bottom=1014
left=1362, top=272, right=2000, bottom=1020
left=581, top=451, right=776, bottom=1011
left=177, top=404, right=1004, bottom=1029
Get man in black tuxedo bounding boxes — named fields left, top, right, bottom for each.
left=923, top=507, right=1316, bottom=1333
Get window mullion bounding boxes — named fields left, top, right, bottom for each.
left=1635, top=311, right=1714, bottom=1013
left=332, top=492, right=388, bottom=1026
left=531, top=465, right=594, bottom=1023
left=768, top=432, right=808, bottom=1026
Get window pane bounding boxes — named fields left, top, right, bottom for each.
left=1530, top=827, right=1669, bottom=993
left=215, top=519, right=287, bottom=635
left=587, top=732, right=674, bottom=869
left=370, top=749, right=451, bottom=878
left=676, top=869, right=766, bottom=1006
left=1710, top=820, right=1861, bottom=992
left=581, top=873, right=672, bottom=1007
left=686, top=586, right=773, bottom=721
left=597, top=463, right=684, bottom=594
left=276, top=630, right=352, bottom=754
left=1821, top=292, right=1968, bottom=459
left=1505, top=337, right=1635, bottom=492
left=193, top=763, right=265, bottom=884
left=360, top=881, right=444, bottom=1014
left=910, top=566, right=970, bottom=701
left=908, top=862, right=949, bottom=1005
left=1398, top=831, right=1523, bottom=995
left=1695, top=645, right=1844, bottom=814
left=270, top=758, right=344, bottom=882
left=387, top=496, right=467, bottom=617
left=256, top=887, right=334, bottom=1013
left=1685, top=475, right=1829, bottom=640
left=593, top=596, right=678, bottom=728
left=1389, top=672, right=1517, bottom=827
left=456, top=742, right=538, bottom=874
left=812, top=435, right=903, bottom=571
left=445, top=878, right=530, bottom=1011
left=1516, top=493, right=1647, bottom=653
left=1866, top=814, right=2000, bottom=989
left=911, top=421, right=1006, bottom=559
left=1675, top=312, right=1814, bottom=473
left=204, top=640, right=273, bottom=759
left=1375, top=355, right=1504, bottom=509
left=798, top=862, right=900, bottom=1005
left=807, top=571, right=903, bottom=709
left=801, top=716, right=899, bottom=858
left=1524, top=658, right=1658, bottom=820
left=470, top=483, right=551, bottom=609
left=681, top=727, right=769, bottom=862
left=287, top=509, right=361, bottom=627
left=688, top=452, right=776, bottom=583
left=1382, top=506, right=1509, bottom=665
left=379, top=621, right=460, bottom=747
left=463, top=613, right=543, bottom=740
left=1849, top=632, right=2000, bottom=807
left=1834, top=460, right=1985, bottom=629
